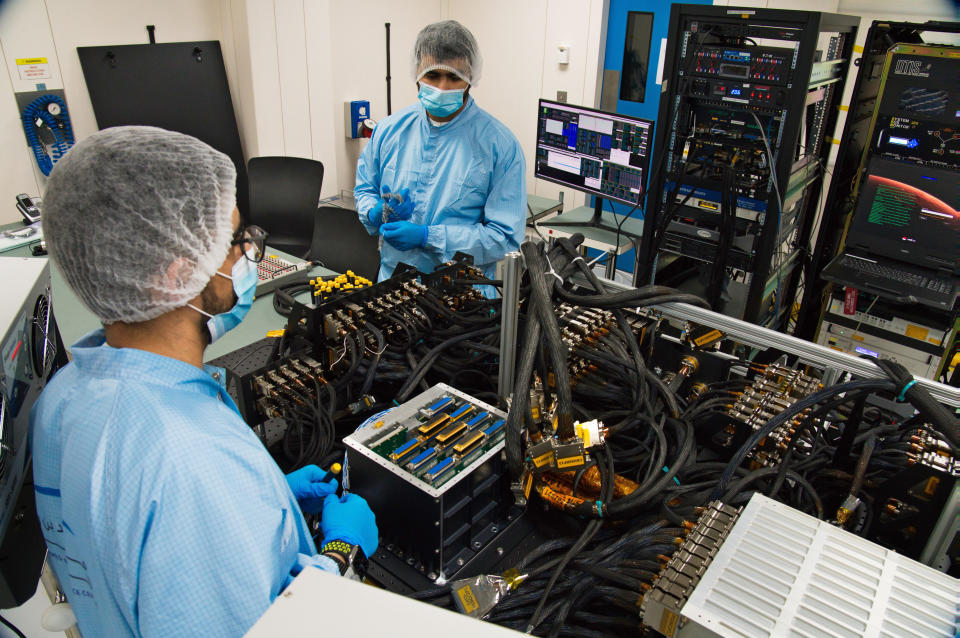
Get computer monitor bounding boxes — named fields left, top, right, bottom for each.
left=847, top=157, right=960, bottom=273
left=534, top=99, right=654, bottom=227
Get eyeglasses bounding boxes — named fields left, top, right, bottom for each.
left=231, top=225, right=268, bottom=263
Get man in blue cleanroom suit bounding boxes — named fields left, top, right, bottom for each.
left=31, top=126, right=378, bottom=638
left=355, top=19, right=527, bottom=288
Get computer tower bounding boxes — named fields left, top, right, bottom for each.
left=0, top=257, right=66, bottom=607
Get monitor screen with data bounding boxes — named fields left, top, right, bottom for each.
left=534, top=99, right=653, bottom=206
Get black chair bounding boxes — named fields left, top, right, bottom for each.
left=310, top=205, right=381, bottom=281
left=247, top=156, right=324, bottom=258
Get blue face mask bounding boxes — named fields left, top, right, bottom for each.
left=189, top=254, right=257, bottom=343
left=418, top=83, right=466, bottom=118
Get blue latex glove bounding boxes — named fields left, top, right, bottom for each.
left=381, top=221, right=427, bottom=251
left=366, top=187, right=413, bottom=229
left=321, top=493, right=378, bottom=557
left=285, top=465, right=338, bottom=514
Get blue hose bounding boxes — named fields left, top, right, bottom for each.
left=21, top=95, right=75, bottom=176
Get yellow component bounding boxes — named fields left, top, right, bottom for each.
left=532, top=452, right=553, bottom=468
left=453, top=432, right=484, bottom=456
left=556, top=455, right=585, bottom=469
left=693, top=329, right=723, bottom=347
left=347, top=270, right=355, bottom=276
left=268, top=254, right=278, bottom=259
left=905, top=324, right=928, bottom=341
left=373, top=420, right=385, bottom=429
left=837, top=105, right=849, bottom=111
left=329, top=462, right=342, bottom=475
left=265, top=329, right=285, bottom=338
left=575, top=421, right=591, bottom=447
left=455, top=585, right=480, bottom=614
left=523, top=472, right=533, bottom=498
left=501, top=568, right=527, bottom=590
left=659, top=610, right=680, bottom=636
left=435, top=421, right=468, bottom=445
left=853, top=44, right=864, bottom=53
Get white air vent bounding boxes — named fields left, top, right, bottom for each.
left=678, top=494, right=960, bottom=638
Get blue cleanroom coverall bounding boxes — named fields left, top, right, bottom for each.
left=31, top=330, right=338, bottom=638
left=355, top=97, right=527, bottom=282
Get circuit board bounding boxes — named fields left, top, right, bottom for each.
left=344, top=384, right=507, bottom=494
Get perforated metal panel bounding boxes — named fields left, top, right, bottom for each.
left=675, top=494, right=960, bottom=638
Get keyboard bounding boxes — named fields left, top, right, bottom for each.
left=839, top=255, right=953, bottom=293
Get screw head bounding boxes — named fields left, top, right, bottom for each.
left=456, top=558, right=464, bottom=566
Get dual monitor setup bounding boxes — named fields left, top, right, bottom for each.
left=533, top=99, right=653, bottom=231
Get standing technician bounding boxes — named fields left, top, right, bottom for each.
left=31, top=126, right=377, bottom=637
left=355, top=20, right=526, bottom=288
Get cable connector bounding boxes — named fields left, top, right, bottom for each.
left=836, top=494, right=861, bottom=526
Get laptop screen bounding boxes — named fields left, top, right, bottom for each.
left=847, top=157, right=960, bottom=273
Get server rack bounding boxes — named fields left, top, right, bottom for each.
left=639, top=4, right=858, bottom=330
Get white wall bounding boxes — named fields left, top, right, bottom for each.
left=0, top=0, right=234, bottom=225
left=446, top=0, right=608, bottom=210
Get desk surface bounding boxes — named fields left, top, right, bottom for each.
left=536, top=205, right=644, bottom=254
left=0, top=225, right=331, bottom=362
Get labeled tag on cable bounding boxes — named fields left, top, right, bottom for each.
left=843, top=286, right=857, bottom=316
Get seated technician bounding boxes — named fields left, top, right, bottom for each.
left=31, top=126, right=377, bottom=637
left=355, top=19, right=526, bottom=287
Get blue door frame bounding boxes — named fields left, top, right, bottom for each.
left=591, top=0, right=711, bottom=275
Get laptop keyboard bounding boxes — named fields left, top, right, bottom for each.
left=840, top=256, right=953, bottom=293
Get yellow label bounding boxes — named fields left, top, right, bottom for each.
left=523, top=472, right=533, bottom=498
left=530, top=405, right=540, bottom=420
left=905, top=324, right=928, bottom=341
left=580, top=428, right=591, bottom=447
left=837, top=105, right=849, bottom=111
left=853, top=45, right=864, bottom=53
left=693, top=329, right=722, bottom=345
left=16, top=57, right=47, bottom=65
left=851, top=334, right=863, bottom=341
left=924, top=476, right=941, bottom=497
left=265, top=329, right=285, bottom=337
left=533, top=452, right=553, bottom=468
left=659, top=609, right=680, bottom=635
left=556, top=455, right=584, bottom=469
left=456, top=585, right=480, bottom=614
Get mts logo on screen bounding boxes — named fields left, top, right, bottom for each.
left=894, top=59, right=932, bottom=78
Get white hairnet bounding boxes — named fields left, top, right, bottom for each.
left=42, top=126, right=237, bottom=325
left=412, top=20, right=482, bottom=86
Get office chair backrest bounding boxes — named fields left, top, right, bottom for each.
left=311, top=206, right=381, bottom=281
left=247, top=156, right=324, bottom=258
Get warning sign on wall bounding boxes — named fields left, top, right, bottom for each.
left=16, top=58, right=51, bottom=81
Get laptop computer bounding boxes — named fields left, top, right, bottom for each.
left=821, top=157, right=959, bottom=309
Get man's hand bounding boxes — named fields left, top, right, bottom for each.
left=285, top=465, right=338, bottom=514
left=320, top=493, right=378, bottom=557
left=381, top=221, right=427, bottom=251
left=367, top=186, right=413, bottom=230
